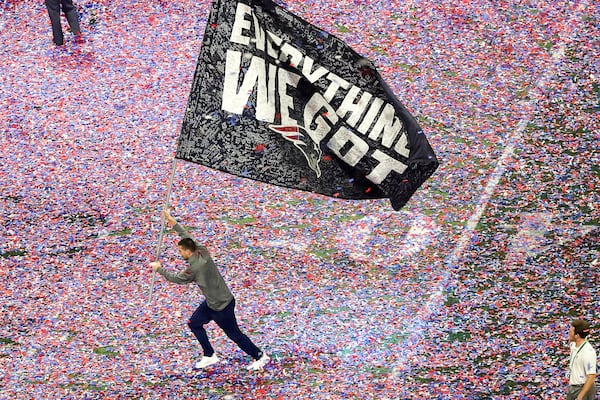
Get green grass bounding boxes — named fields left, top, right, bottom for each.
left=108, top=227, right=132, bottom=236
left=0, top=337, right=19, bottom=345
left=221, top=216, right=256, bottom=225
left=538, top=39, right=554, bottom=52
left=93, top=346, right=119, bottom=358
left=272, top=223, right=311, bottom=230
left=59, top=381, right=110, bottom=391
left=313, top=248, right=336, bottom=258
left=591, top=82, right=599, bottom=96
left=370, top=45, right=388, bottom=56
left=394, top=62, right=420, bottom=74
left=335, top=24, right=350, bottom=33
left=382, top=333, right=409, bottom=346
left=430, top=189, right=450, bottom=200
left=444, top=293, right=460, bottom=306
left=584, top=218, right=600, bottom=226
left=367, top=366, right=393, bottom=376
left=0, top=249, right=27, bottom=258
left=337, top=214, right=364, bottom=222
left=414, top=376, right=435, bottom=383
left=274, top=311, right=292, bottom=318
left=445, top=331, right=471, bottom=342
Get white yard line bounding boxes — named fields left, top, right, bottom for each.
left=390, top=0, right=588, bottom=378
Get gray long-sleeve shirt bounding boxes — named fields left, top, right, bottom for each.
left=157, top=223, right=234, bottom=311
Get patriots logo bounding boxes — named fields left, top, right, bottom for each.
left=269, top=125, right=323, bottom=178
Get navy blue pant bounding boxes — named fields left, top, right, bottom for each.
left=45, top=0, right=80, bottom=45
left=188, top=298, right=261, bottom=360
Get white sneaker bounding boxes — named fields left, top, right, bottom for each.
left=193, top=354, right=219, bottom=369
left=246, top=353, right=270, bottom=371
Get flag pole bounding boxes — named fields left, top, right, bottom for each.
left=148, top=158, right=178, bottom=304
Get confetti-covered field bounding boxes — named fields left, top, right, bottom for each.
left=1, top=0, right=598, bottom=399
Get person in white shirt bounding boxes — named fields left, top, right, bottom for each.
left=567, top=319, right=597, bottom=400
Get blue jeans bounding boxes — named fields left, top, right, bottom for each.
left=188, top=298, right=262, bottom=360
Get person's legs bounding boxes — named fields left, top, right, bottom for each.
left=188, top=301, right=216, bottom=357
left=583, top=383, right=596, bottom=400
left=212, top=299, right=262, bottom=360
left=567, top=385, right=582, bottom=400
left=60, top=0, right=80, bottom=35
left=45, top=0, right=64, bottom=45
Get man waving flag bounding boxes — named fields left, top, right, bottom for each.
left=176, top=0, right=439, bottom=210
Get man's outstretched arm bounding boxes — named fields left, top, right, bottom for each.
left=151, top=261, right=194, bottom=284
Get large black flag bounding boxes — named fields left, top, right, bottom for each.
left=177, top=0, right=439, bottom=210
